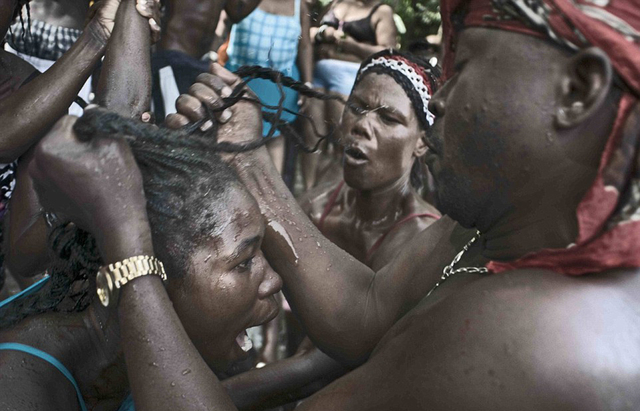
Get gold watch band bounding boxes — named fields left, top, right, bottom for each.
left=96, top=255, right=167, bottom=307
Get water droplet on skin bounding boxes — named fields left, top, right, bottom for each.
left=170, top=381, right=176, bottom=387
left=182, top=368, right=192, bottom=375
left=150, top=362, right=158, bottom=367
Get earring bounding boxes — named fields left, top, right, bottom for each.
left=571, top=101, right=584, bottom=114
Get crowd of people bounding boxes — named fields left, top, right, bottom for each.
left=0, top=0, right=639, bottom=410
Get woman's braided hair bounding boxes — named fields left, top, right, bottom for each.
left=0, top=66, right=349, bottom=328
left=0, top=61, right=429, bottom=327
left=0, top=109, right=245, bottom=328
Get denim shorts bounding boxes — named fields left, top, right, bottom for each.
left=313, top=59, right=360, bottom=97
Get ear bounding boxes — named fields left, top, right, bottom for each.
left=556, top=47, right=613, bottom=129
left=413, top=132, right=428, bottom=157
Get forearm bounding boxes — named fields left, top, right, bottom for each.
left=119, top=276, right=237, bottom=411
left=0, top=21, right=107, bottom=162
left=222, top=348, right=346, bottom=410
left=230, top=149, right=377, bottom=366
left=96, top=0, right=151, bottom=117
left=94, top=218, right=236, bottom=410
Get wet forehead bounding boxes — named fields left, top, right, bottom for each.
left=211, top=190, right=264, bottom=261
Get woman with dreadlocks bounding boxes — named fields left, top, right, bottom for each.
left=201, top=50, right=444, bottom=409
left=0, top=0, right=159, bottom=294
left=159, top=0, right=640, bottom=408
left=0, top=2, right=282, bottom=409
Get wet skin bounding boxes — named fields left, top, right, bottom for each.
left=302, top=73, right=439, bottom=270
left=164, top=23, right=640, bottom=409
left=169, top=189, right=283, bottom=372
left=0, top=185, right=283, bottom=409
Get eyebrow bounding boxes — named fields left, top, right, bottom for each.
left=227, top=235, right=261, bottom=261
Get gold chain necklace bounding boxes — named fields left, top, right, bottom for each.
left=426, top=231, right=489, bottom=298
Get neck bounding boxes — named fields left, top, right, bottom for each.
left=479, top=195, right=579, bottom=262
left=351, top=171, right=414, bottom=225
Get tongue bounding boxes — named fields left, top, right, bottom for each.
left=236, top=330, right=253, bottom=352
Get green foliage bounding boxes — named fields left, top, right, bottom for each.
left=384, top=0, right=441, bottom=47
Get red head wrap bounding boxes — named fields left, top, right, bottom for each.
left=440, top=0, right=640, bottom=275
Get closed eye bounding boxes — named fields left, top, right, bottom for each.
left=235, top=256, right=255, bottom=272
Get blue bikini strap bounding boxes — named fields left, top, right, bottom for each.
left=0, top=342, right=88, bottom=411
left=0, top=276, right=50, bottom=309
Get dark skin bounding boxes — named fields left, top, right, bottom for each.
left=0, top=1, right=152, bottom=409
left=3, top=0, right=160, bottom=281
left=301, top=73, right=439, bottom=270
left=302, top=0, right=397, bottom=189
left=1, top=2, right=282, bottom=409
left=0, top=0, right=160, bottom=163
left=219, top=73, right=442, bottom=409
left=159, top=0, right=262, bottom=59
left=160, top=27, right=640, bottom=409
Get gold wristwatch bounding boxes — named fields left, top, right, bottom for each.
left=96, top=255, right=167, bottom=307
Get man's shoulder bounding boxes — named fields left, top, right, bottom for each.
left=367, top=267, right=640, bottom=410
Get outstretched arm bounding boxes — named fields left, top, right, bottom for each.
left=5, top=0, right=160, bottom=280
left=223, top=348, right=346, bottom=410
left=165, top=65, right=473, bottom=366
left=0, top=0, right=160, bottom=162
left=95, top=0, right=153, bottom=117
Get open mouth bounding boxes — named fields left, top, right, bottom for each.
left=235, top=330, right=253, bottom=353
left=345, top=146, right=368, bottom=162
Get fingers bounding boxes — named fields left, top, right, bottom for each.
left=192, top=74, right=233, bottom=123
left=165, top=113, right=190, bottom=129
left=175, top=94, right=207, bottom=124
left=136, top=0, right=162, bottom=42
left=210, top=63, right=243, bottom=88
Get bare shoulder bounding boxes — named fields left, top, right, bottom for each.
left=373, top=3, right=394, bottom=19
left=301, top=268, right=640, bottom=410
left=296, top=179, right=342, bottom=224
left=0, top=315, right=82, bottom=410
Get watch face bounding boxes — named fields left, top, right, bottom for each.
left=96, top=270, right=113, bottom=307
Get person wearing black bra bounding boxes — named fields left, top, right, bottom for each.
left=301, top=0, right=397, bottom=189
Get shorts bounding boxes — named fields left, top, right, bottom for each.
left=151, top=49, right=211, bottom=121
left=313, top=59, right=360, bottom=97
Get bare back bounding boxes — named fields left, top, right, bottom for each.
left=296, top=267, right=640, bottom=410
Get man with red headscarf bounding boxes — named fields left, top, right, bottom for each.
left=103, top=0, right=640, bottom=409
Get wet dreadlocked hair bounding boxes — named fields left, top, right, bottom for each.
left=0, top=64, right=387, bottom=328
left=0, top=108, right=252, bottom=328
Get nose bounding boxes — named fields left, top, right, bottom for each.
left=351, top=115, right=374, bottom=141
left=258, top=262, right=283, bottom=299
